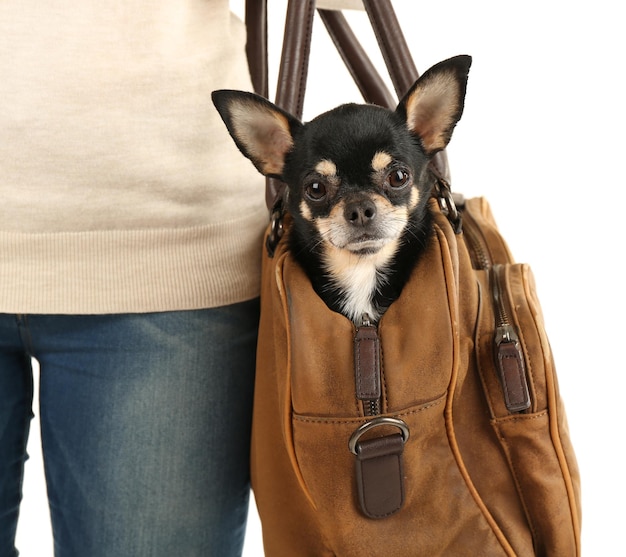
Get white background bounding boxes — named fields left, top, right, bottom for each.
left=17, top=1, right=624, bottom=555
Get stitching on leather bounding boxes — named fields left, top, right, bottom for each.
left=380, top=331, right=388, bottom=413
left=493, top=410, right=548, bottom=425
left=293, top=396, right=445, bottom=425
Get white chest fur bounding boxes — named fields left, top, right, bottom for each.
left=322, top=240, right=398, bottom=324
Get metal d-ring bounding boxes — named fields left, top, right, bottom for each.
left=348, top=417, right=410, bottom=455
left=265, top=200, right=285, bottom=257
left=433, top=177, right=463, bottom=234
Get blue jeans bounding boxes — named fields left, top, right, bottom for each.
left=0, top=300, right=259, bottom=557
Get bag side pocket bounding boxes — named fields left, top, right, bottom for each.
left=477, top=263, right=581, bottom=556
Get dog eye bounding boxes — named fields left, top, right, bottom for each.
left=387, top=169, right=410, bottom=189
left=305, top=182, right=327, bottom=201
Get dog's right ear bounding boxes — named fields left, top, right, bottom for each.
left=212, top=90, right=302, bottom=178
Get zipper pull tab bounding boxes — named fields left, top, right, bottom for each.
left=491, top=266, right=531, bottom=413
left=495, top=329, right=531, bottom=412
left=354, top=315, right=381, bottom=414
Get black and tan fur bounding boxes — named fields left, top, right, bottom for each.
left=212, top=55, right=471, bottom=324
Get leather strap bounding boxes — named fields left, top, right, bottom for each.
left=355, top=433, right=405, bottom=519
left=362, top=0, right=417, bottom=99
left=245, top=0, right=268, bottom=98
left=274, top=0, right=316, bottom=120
left=266, top=0, right=316, bottom=209
left=317, top=9, right=395, bottom=109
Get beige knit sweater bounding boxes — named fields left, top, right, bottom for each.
left=0, top=0, right=267, bottom=314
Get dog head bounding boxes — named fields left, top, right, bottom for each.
left=212, top=55, right=470, bottom=321
left=213, top=54, right=470, bottom=247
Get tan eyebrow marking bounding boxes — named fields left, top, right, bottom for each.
left=315, top=159, right=337, bottom=177
left=371, top=151, right=393, bottom=171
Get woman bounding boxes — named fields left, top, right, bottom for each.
left=0, top=1, right=266, bottom=555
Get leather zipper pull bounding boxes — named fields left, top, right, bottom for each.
left=495, top=326, right=531, bottom=412
left=354, top=316, right=381, bottom=410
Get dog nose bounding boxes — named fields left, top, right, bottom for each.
left=344, top=199, right=377, bottom=227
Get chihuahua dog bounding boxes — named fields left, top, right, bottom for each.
left=212, top=55, right=471, bottom=324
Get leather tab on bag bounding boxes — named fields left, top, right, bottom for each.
left=354, top=324, right=381, bottom=401
left=355, top=433, right=405, bottom=519
left=497, top=339, right=531, bottom=412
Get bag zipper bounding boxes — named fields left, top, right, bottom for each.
left=461, top=212, right=492, bottom=269
left=462, top=215, right=531, bottom=413
left=491, top=265, right=531, bottom=412
left=491, top=265, right=518, bottom=345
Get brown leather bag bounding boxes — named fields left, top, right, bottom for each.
left=246, top=2, right=582, bottom=555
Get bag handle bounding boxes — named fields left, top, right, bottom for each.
left=245, top=0, right=268, bottom=99
left=245, top=0, right=451, bottom=209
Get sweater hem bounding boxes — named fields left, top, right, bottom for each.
left=0, top=211, right=268, bottom=314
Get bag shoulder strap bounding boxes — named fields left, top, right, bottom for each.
left=245, top=0, right=268, bottom=99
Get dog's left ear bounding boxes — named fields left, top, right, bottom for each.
left=397, top=55, right=472, bottom=156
